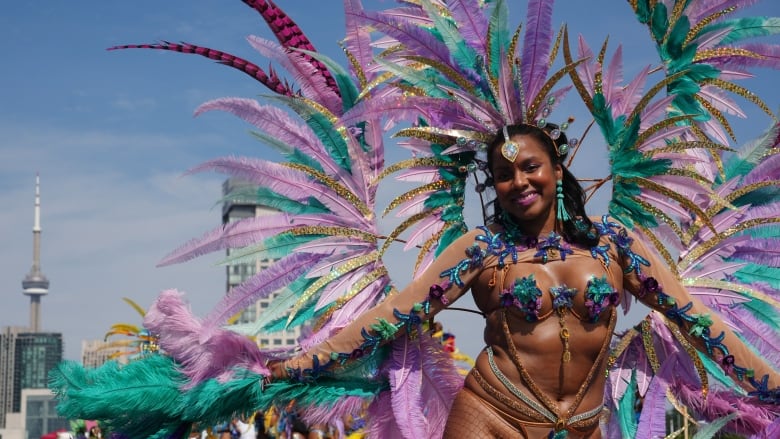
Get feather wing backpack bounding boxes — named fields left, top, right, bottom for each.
left=50, top=0, right=780, bottom=438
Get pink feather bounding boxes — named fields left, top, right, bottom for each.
left=405, top=214, right=444, bottom=250
left=144, top=289, right=269, bottom=388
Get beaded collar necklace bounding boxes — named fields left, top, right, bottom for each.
left=498, top=211, right=573, bottom=263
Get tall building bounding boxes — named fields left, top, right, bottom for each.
left=22, top=174, right=49, bottom=333
left=0, top=328, right=63, bottom=428
left=81, top=339, right=128, bottom=369
left=1, top=176, right=64, bottom=429
left=222, top=179, right=300, bottom=348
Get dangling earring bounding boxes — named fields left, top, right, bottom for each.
left=556, top=180, right=570, bottom=222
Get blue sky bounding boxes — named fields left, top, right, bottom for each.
left=1, top=1, right=778, bottom=361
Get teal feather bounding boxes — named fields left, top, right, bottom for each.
left=249, top=131, right=326, bottom=172
left=424, top=191, right=457, bottom=210
left=374, top=58, right=452, bottom=99
left=734, top=264, right=780, bottom=289
left=420, top=0, right=477, bottom=73
left=219, top=233, right=324, bottom=265
left=691, top=413, right=738, bottom=439
left=741, top=300, right=780, bottom=332
left=487, top=0, right=509, bottom=82
left=617, top=371, right=638, bottom=439
left=295, top=48, right=359, bottom=112
left=436, top=223, right=466, bottom=256
left=440, top=205, right=464, bottom=223
left=650, top=3, right=669, bottom=44
left=704, top=17, right=780, bottom=45
left=263, top=298, right=325, bottom=332
left=265, top=95, right=352, bottom=172
left=50, top=355, right=191, bottom=438
left=635, top=0, right=652, bottom=25
left=665, top=15, right=690, bottom=59
left=697, top=352, right=744, bottom=394
left=221, top=186, right=330, bottom=215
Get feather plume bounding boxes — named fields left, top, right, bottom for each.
left=144, top=289, right=269, bottom=387
left=246, top=36, right=341, bottom=113
left=520, top=0, right=555, bottom=102
left=200, top=252, right=326, bottom=336
left=448, top=0, right=489, bottom=54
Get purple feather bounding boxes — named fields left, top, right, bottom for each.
left=299, top=395, right=367, bottom=428
left=688, top=0, right=761, bottom=26
left=732, top=238, right=780, bottom=266
left=200, top=252, right=327, bottom=337
left=144, top=289, right=269, bottom=388
left=194, top=98, right=356, bottom=186
left=448, top=0, right=489, bottom=54
left=520, top=0, right=555, bottom=102
left=635, top=352, right=678, bottom=439
left=366, top=390, right=403, bottom=438
left=342, top=0, right=374, bottom=80
left=720, top=305, right=780, bottom=364
left=387, top=337, right=428, bottom=438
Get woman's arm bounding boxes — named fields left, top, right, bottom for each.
left=607, top=217, right=779, bottom=401
left=272, top=226, right=497, bottom=380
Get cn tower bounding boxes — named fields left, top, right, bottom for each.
left=21, top=174, right=50, bottom=332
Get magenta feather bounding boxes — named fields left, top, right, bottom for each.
left=144, top=289, right=269, bottom=388
left=241, top=0, right=339, bottom=95
left=417, top=333, right=464, bottom=437
left=496, top=51, right=521, bottom=122
left=108, top=41, right=294, bottom=96
left=723, top=43, right=780, bottom=70
left=520, top=0, right=555, bottom=102
left=743, top=154, right=780, bottom=185
left=246, top=36, right=341, bottom=114
left=200, top=252, right=327, bottom=337
left=614, top=65, right=650, bottom=116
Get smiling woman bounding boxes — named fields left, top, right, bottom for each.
left=43, top=1, right=780, bottom=438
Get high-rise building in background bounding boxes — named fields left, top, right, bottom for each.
left=1, top=176, right=64, bottom=431
left=222, top=179, right=300, bottom=348
left=81, top=339, right=129, bottom=369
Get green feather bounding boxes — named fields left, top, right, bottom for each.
left=219, top=233, right=324, bottom=265
left=424, top=191, right=456, bottom=209
left=247, top=130, right=323, bottom=172
left=691, top=413, right=738, bottom=439
left=436, top=222, right=466, bottom=256
left=704, top=17, right=780, bottom=45
left=440, top=205, right=464, bottom=222
left=420, top=0, right=477, bottom=72
left=296, top=48, right=359, bottom=112
left=650, top=3, right=669, bottom=44
left=374, top=58, right=452, bottom=99
left=697, top=352, right=744, bottom=393
left=734, top=264, right=780, bottom=290
left=665, top=15, right=690, bottom=59
left=265, top=95, right=352, bottom=172
left=221, top=186, right=329, bottom=215
left=487, top=0, right=509, bottom=81
left=617, top=371, right=638, bottom=439
left=635, top=0, right=652, bottom=24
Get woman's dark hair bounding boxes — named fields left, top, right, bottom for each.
left=485, top=123, right=599, bottom=247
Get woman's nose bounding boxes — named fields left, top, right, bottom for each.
left=512, top=171, right=528, bottom=189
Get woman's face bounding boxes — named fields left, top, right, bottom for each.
left=491, top=134, right=561, bottom=234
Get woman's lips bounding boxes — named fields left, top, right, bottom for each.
left=513, top=191, right=539, bottom=207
